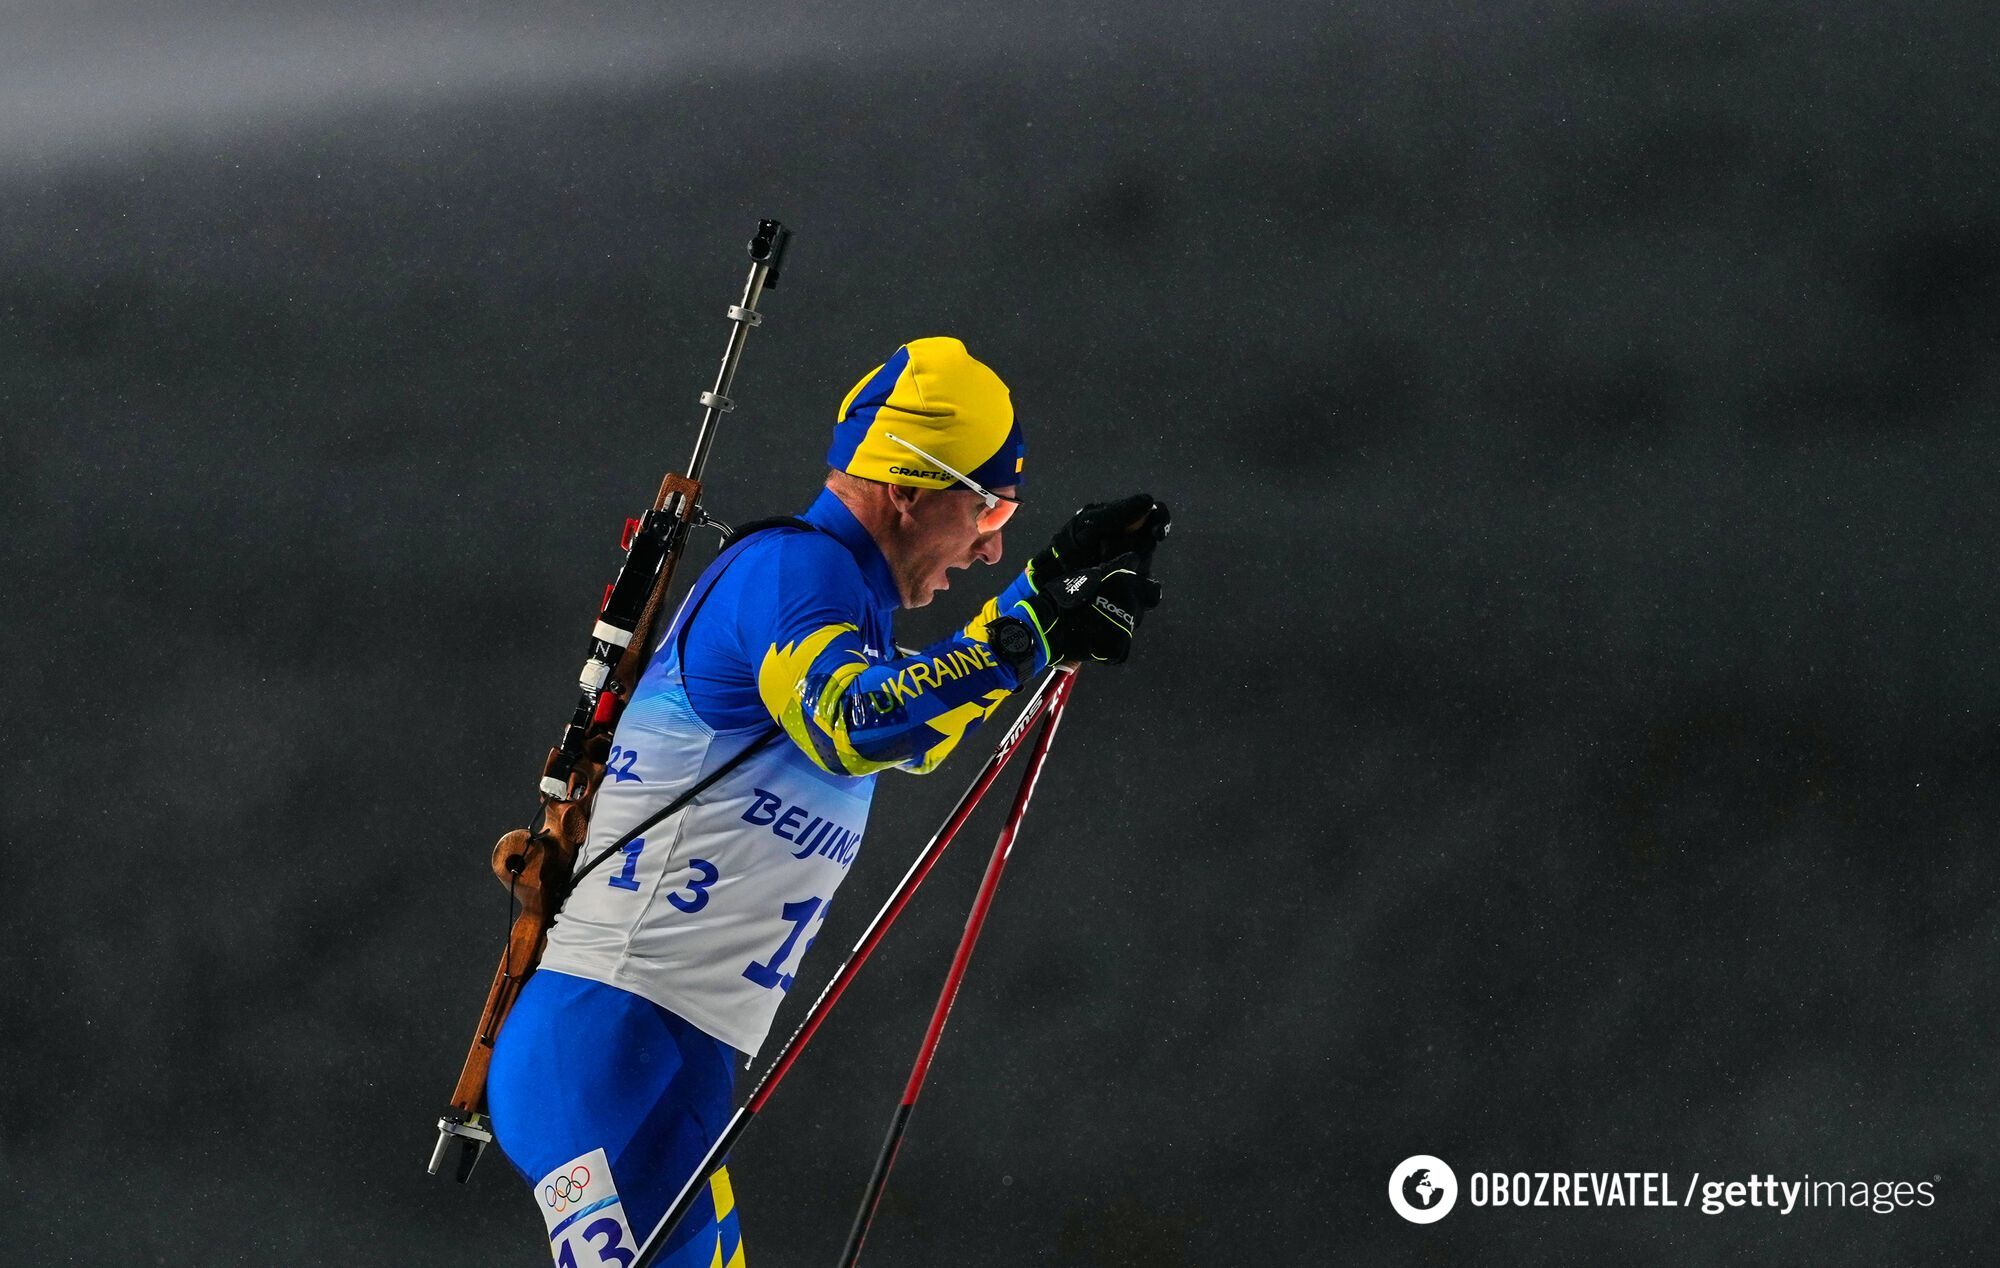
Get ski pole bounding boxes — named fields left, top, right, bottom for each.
left=837, top=665, right=1076, bottom=1266
left=630, top=664, right=1078, bottom=1268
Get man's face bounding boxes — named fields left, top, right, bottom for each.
left=889, top=485, right=1014, bottom=608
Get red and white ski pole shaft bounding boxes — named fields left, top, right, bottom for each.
left=631, top=664, right=1076, bottom=1268
left=837, top=666, right=1077, bottom=1266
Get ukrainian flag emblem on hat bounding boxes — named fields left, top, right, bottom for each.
left=828, top=337, right=1025, bottom=492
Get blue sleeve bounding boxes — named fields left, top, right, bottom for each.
left=726, top=536, right=1042, bottom=776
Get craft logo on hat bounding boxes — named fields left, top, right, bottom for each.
left=828, top=337, right=1025, bottom=493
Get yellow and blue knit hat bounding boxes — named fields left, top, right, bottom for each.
left=828, top=337, right=1024, bottom=492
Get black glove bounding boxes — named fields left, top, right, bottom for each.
left=1028, top=494, right=1171, bottom=587
left=999, top=551, right=1163, bottom=668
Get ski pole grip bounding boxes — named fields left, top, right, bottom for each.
left=750, top=219, right=791, bottom=287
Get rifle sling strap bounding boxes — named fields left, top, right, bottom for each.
left=564, top=725, right=782, bottom=894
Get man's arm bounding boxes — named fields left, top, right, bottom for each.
left=756, top=583, right=1039, bottom=777
left=741, top=495, right=1167, bottom=777
left=688, top=527, right=1029, bottom=777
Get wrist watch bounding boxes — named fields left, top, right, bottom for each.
left=988, top=615, right=1038, bottom=673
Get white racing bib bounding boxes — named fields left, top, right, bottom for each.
left=540, top=669, right=875, bottom=1057
left=537, top=1149, right=637, bottom=1268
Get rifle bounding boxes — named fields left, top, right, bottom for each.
left=427, top=220, right=792, bottom=1183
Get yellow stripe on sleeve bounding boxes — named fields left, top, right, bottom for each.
left=814, top=659, right=904, bottom=776
left=899, top=688, right=1011, bottom=775
left=759, top=623, right=905, bottom=777
left=960, top=594, right=1005, bottom=642
left=757, top=624, right=859, bottom=774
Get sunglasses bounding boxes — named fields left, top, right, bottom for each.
left=885, top=432, right=1020, bottom=533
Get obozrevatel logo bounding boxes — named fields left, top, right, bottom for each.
left=1389, top=1155, right=1458, bottom=1224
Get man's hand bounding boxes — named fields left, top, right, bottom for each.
left=999, top=551, right=1163, bottom=669
left=1028, top=494, right=1171, bottom=586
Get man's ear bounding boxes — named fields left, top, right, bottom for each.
left=884, top=483, right=923, bottom=520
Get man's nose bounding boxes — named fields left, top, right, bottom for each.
left=973, top=529, right=1003, bottom=565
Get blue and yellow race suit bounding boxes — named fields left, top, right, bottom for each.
left=490, top=485, right=1042, bottom=1268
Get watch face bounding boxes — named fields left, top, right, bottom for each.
left=996, top=620, right=1033, bottom=658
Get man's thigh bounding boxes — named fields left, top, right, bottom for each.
left=490, top=970, right=741, bottom=1266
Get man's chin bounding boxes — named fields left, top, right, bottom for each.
left=898, top=572, right=951, bottom=609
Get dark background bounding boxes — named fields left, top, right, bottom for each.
left=4, top=1, right=1995, bottom=1263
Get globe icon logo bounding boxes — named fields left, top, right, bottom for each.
left=1404, top=1168, right=1443, bottom=1210
left=1389, top=1155, right=1458, bottom=1224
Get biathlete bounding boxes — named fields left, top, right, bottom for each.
left=487, top=336, right=1168, bottom=1266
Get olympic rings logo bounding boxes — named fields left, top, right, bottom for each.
left=543, top=1165, right=592, bottom=1211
